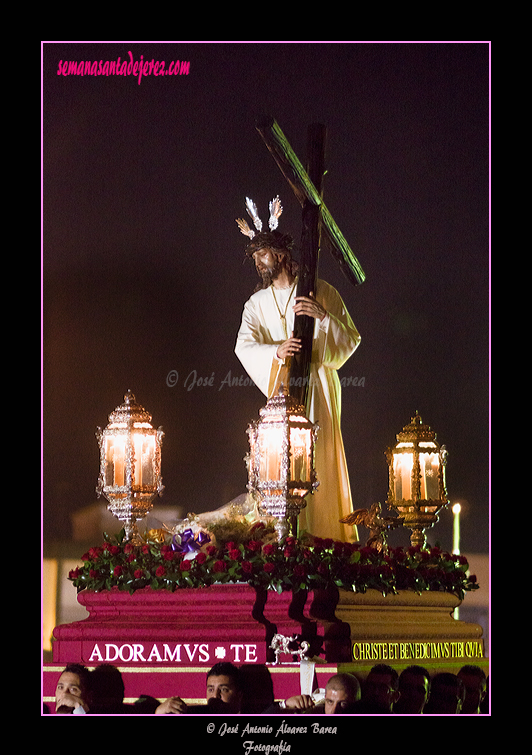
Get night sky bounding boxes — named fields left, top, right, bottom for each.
left=42, top=42, right=490, bottom=554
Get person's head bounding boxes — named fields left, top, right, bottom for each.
left=239, top=664, right=274, bottom=714
left=89, top=664, right=126, bottom=712
left=394, top=665, right=431, bottom=714
left=55, top=664, right=91, bottom=711
left=363, top=664, right=400, bottom=712
left=205, top=663, right=243, bottom=713
left=245, top=231, right=297, bottom=290
left=424, top=672, right=465, bottom=714
left=324, top=673, right=361, bottom=714
left=457, top=665, right=487, bottom=714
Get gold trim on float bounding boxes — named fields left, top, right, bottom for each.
left=45, top=664, right=338, bottom=674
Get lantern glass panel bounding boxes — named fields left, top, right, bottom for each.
left=289, top=425, right=310, bottom=482
left=393, top=448, right=413, bottom=500
left=258, top=424, right=284, bottom=482
left=132, top=428, right=156, bottom=487
left=105, top=433, right=126, bottom=487
left=104, top=436, right=113, bottom=486
left=420, top=451, right=439, bottom=500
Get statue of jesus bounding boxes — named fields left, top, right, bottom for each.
left=234, top=199, right=361, bottom=541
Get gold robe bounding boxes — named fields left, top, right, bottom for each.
left=235, top=279, right=361, bottom=541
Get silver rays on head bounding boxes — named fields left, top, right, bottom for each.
left=245, top=198, right=263, bottom=233
left=236, top=196, right=283, bottom=239
left=268, top=196, right=282, bottom=230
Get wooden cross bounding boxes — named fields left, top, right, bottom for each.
left=255, top=116, right=366, bottom=407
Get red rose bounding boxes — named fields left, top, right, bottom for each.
left=106, top=545, right=121, bottom=556
left=213, top=560, right=227, bottom=573
left=134, top=569, right=144, bottom=579
left=229, top=549, right=241, bottom=561
left=113, top=565, right=124, bottom=576
left=195, top=552, right=207, bottom=564
left=245, top=540, right=262, bottom=552
left=206, top=545, right=217, bottom=557
left=164, top=550, right=175, bottom=561
left=241, top=561, right=253, bottom=574
left=89, top=569, right=98, bottom=578
left=124, top=543, right=135, bottom=554
left=263, top=562, right=275, bottom=573
left=68, top=568, right=80, bottom=579
left=127, top=553, right=136, bottom=562
left=179, top=560, right=191, bottom=571
left=156, top=566, right=166, bottom=577
left=225, top=541, right=236, bottom=552
left=142, top=544, right=150, bottom=554
left=262, top=543, right=276, bottom=556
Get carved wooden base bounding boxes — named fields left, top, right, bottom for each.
left=45, top=584, right=486, bottom=711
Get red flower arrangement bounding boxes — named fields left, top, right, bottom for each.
left=68, top=526, right=479, bottom=599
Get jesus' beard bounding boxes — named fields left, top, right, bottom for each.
left=255, top=259, right=283, bottom=291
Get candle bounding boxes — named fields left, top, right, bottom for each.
left=259, top=425, right=283, bottom=482
left=394, top=452, right=413, bottom=500
left=452, top=503, right=461, bottom=555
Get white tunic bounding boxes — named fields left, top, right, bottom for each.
left=235, top=278, right=361, bottom=541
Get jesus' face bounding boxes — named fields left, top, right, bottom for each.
left=253, top=248, right=284, bottom=287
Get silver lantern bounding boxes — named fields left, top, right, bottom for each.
left=96, top=391, right=164, bottom=543
left=246, top=385, right=319, bottom=539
